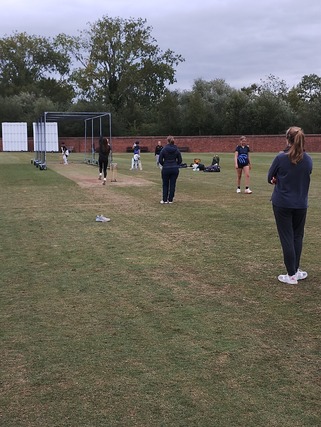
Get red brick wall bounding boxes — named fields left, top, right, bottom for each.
left=59, top=134, right=320, bottom=153
left=1, top=134, right=321, bottom=153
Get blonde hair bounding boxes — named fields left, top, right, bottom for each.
left=167, top=135, right=175, bottom=144
left=286, top=126, right=305, bottom=164
left=239, top=136, right=247, bottom=146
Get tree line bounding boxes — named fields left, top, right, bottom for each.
left=1, top=15, right=321, bottom=137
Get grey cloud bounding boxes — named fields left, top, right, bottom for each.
left=1, top=0, right=321, bottom=91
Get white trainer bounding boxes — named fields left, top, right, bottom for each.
left=236, top=188, right=241, bottom=193
left=96, top=215, right=110, bottom=222
left=244, top=188, right=252, bottom=194
left=160, top=200, right=168, bottom=204
left=278, top=274, right=298, bottom=285
left=296, top=269, right=308, bottom=280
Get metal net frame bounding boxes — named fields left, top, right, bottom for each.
left=33, top=111, right=112, bottom=169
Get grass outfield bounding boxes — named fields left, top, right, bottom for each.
left=1, top=151, right=320, bottom=427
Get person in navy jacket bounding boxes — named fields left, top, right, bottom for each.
left=158, top=136, right=182, bottom=204
left=268, top=126, right=313, bottom=285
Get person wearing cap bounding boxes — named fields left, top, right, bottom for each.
left=158, top=135, right=182, bottom=204
left=130, top=141, right=142, bottom=170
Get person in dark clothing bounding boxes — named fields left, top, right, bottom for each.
left=267, top=126, right=312, bottom=285
left=154, top=140, right=163, bottom=168
left=158, top=135, right=182, bottom=204
left=234, top=136, right=252, bottom=193
left=98, top=137, right=111, bottom=185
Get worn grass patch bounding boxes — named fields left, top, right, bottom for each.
left=1, top=152, right=320, bottom=426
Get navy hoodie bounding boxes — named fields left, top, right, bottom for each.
left=267, top=150, right=312, bottom=209
left=159, top=144, right=182, bottom=168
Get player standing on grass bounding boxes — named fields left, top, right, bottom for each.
left=268, top=126, right=312, bottom=285
left=98, top=137, right=111, bottom=185
left=130, top=141, right=142, bottom=170
left=159, top=135, right=182, bottom=204
left=154, top=140, right=163, bottom=168
left=61, top=145, right=69, bottom=165
left=234, top=136, right=252, bottom=194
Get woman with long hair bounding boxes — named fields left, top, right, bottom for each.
left=158, top=135, right=182, bottom=204
left=98, top=137, right=111, bottom=185
left=268, top=126, right=313, bottom=285
left=234, top=136, right=252, bottom=194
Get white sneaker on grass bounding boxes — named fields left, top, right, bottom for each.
left=244, top=188, right=252, bottom=194
left=296, top=269, right=308, bottom=280
left=160, top=200, right=168, bottom=204
left=278, top=274, right=298, bottom=285
left=96, top=215, right=110, bottom=222
left=236, top=188, right=241, bottom=193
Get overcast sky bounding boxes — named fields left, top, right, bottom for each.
left=1, top=0, right=321, bottom=91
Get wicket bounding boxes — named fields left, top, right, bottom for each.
left=110, top=163, right=118, bottom=182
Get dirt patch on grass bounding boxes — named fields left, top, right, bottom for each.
left=50, top=163, right=155, bottom=188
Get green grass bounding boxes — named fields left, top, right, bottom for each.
left=1, top=151, right=320, bottom=427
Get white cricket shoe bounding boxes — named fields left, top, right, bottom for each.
left=278, top=274, right=298, bottom=285
left=296, top=269, right=308, bottom=280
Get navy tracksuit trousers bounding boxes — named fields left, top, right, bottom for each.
left=162, top=167, right=179, bottom=202
left=272, top=205, right=307, bottom=276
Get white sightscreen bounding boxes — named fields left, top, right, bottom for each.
left=2, top=122, right=28, bottom=151
left=33, top=122, right=59, bottom=152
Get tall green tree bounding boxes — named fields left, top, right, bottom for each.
left=0, top=31, right=74, bottom=105
left=296, top=74, right=321, bottom=102
left=0, top=92, right=58, bottom=135
left=180, top=79, right=234, bottom=135
left=222, top=89, right=250, bottom=135
left=154, top=90, right=182, bottom=136
left=257, top=74, right=289, bottom=98
left=287, top=74, right=321, bottom=133
left=244, top=91, right=295, bottom=134
left=70, top=16, right=184, bottom=111
left=180, top=90, right=209, bottom=135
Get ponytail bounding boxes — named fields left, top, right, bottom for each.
left=100, top=137, right=109, bottom=154
left=167, top=135, right=175, bottom=145
left=286, top=126, right=305, bottom=164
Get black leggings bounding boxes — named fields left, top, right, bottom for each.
left=273, top=205, right=307, bottom=276
left=99, top=157, right=108, bottom=178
